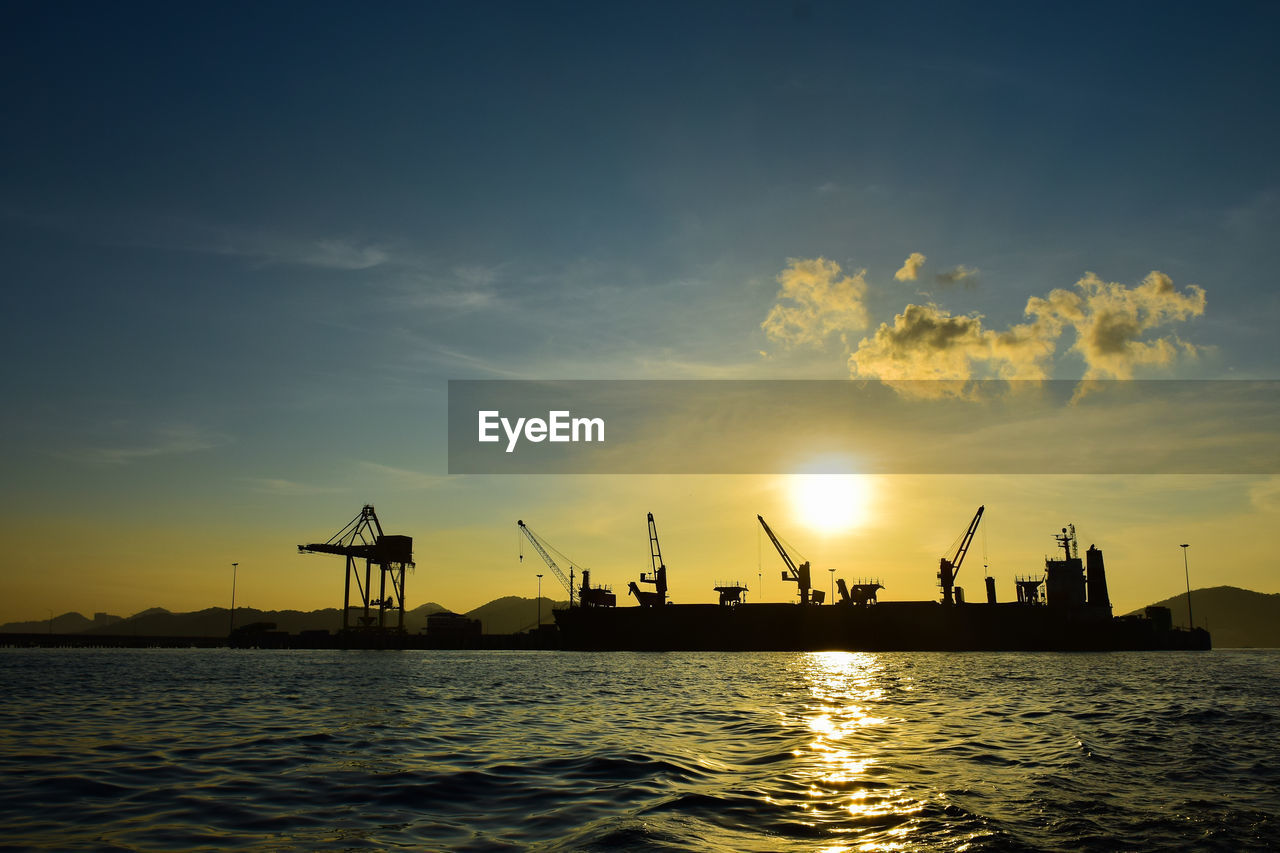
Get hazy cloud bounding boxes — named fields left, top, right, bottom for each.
left=894, top=252, right=927, bottom=282
left=291, top=239, right=390, bottom=270
left=245, top=478, right=340, bottom=496
left=58, top=425, right=227, bottom=466
left=100, top=216, right=400, bottom=271
left=201, top=233, right=393, bottom=270
left=1249, top=476, right=1280, bottom=512
left=761, top=257, right=868, bottom=348
left=359, top=462, right=446, bottom=491
left=935, top=264, right=981, bottom=288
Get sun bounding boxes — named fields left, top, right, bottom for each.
left=789, top=474, right=872, bottom=535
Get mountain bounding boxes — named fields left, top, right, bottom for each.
left=7, top=589, right=1276, bottom=645
left=0, top=611, right=122, bottom=633
left=1129, top=586, right=1280, bottom=648
left=86, top=602, right=449, bottom=637
left=462, top=596, right=568, bottom=634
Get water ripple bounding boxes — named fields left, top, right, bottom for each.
left=0, top=648, right=1277, bottom=850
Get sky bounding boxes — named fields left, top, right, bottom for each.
left=1, top=0, right=1278, bottom=623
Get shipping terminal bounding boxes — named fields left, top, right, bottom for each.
left=520, top=509, right=1211, bottom=652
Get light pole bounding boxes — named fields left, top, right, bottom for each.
left=229, top=562, right=239, bottom=636
left=1180, top=544, right=1193, bottom=630
left=829, top=568, right=835, bottom=604
left=536, top=574, right=543, bottom=630
left=47, top=608, right=53, bottom=635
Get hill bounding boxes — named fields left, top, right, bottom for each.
left=462, top=596, right=568, bottom=634
left=2, top=603, right=448, bottom=637
left=0, top=611, right=123, bottom=634
left=1130, top=586, right=1280, bottom=648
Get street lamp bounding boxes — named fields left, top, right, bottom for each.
left=829, top=568, right=835, bottom=604
left=229, top=562, right=239, bottom=636
left=536, top=574, right=543, bottom=630
left=47, top=608, right=53, bottom=636
left=1180, top=544, right=1193, bottom=630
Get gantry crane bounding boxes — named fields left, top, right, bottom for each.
left=628, top=512, right=669, bottom=607
left=938, top=505, right=984, bottom=605
left=298, top=504, right=414, bottom=632
left=517, top=520, right=617, bottom=608
left=757, top=514, right=817, bottom=604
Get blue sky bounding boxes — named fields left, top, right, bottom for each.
left=2, top=1, right=1277, bottom=616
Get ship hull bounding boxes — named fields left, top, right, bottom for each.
left=553, top=602, right=1211, bottom=652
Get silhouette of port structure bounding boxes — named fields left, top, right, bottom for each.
left=299, top=505, right=414, bottom=638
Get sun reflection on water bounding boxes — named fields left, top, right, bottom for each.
left=782, top=652, right=927, bottom=850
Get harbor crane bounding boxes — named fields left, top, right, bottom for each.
left=628, top=512, right=669, bottom=607
left=757, top=515, right=820, bottom=604
left=938, top=505, right=984, bottom=605
left=518, top=520, right=616, bottom=608
left=298, top=504, right=413, bottom=633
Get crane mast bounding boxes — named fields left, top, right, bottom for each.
left=938, top=505, right=984, bottom=605
left=757, top=514, right=813, bottom=604
left=517, top=520, right=575, bottom=607
left=629, top=512, right=669, bottom=607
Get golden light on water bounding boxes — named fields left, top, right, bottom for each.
left=791, top=652, right=926, bottom=850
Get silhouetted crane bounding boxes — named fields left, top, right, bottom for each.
left=629, top=512, right=669, bottom=607
left=517, top=519, right=575, bottom=606
left=938, top=505, right=984, bottom=605
left=517, top=520, right=616, bottom=608
left=758, top=515, right=818, bottom=604
left=299, top=505, right=413, bottom=633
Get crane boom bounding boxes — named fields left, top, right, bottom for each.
left=951, top=505, right=985, bottom=577
left=516, top=520, right=575, bottom=606
left=938, top=505, right=984, bottom=605
left=757, top=514, right=812, bottom=604
left=757, top=515, right=797, bottom=574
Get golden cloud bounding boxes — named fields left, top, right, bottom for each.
left=1028, top=271, right=1206, bottom=380
left=894, top=252, right=927, bottom=282
left=761, top=257, right=869, bottom=348
left=847, top=303, right=1059, bottom=398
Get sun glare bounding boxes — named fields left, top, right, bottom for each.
left=789, top=475, right=872, bottom=534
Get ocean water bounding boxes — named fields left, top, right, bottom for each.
left=0, top=649, right=1276, bottom=851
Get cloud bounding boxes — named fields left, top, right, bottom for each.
left=58, top=425, right=227, bottom=465
left=202, top=233, right=392, bottom=270
left=359, top=462, right=446, bottom=491
left=245, top=478, right=340, bottom=496
left=382, top=264, right=505, bottom=312
left=290, top=239, right=390, bottom=270
left=847, top=303, right=1059, bottom=397
left=894, top=252, right=927, bottom=282
left=935, top=264, right=980, bottom=288
left=1250, top=476, right=1280, bottom=512
left=123, top=220, right=396, bottom=270
left=842, top=270, right=1203, bottom=398
left=761, top=257, right=869, bottom=348
left=1028, top=271, right=1206, bottom=381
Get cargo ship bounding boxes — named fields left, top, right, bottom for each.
left=522, top=510, right=1212, bottom=652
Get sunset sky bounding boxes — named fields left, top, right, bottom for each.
left=2, top=2, right=1277, bottom=623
